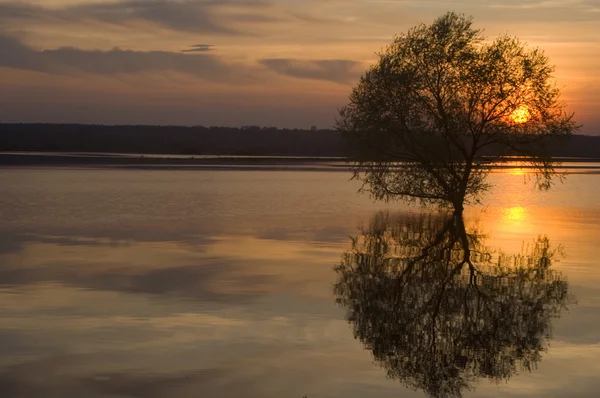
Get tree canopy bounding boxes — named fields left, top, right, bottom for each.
left=334, top=211, right=571, bottom=398
left=337, top=12, right=578, bottom=212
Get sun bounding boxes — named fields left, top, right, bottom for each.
left=511, top=105, right=530, bottom=124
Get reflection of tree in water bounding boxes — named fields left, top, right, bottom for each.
left=334, top=212, right=572, bottom=398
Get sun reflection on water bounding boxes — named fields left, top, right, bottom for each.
left=507, top=167, right=526, bottom=176
left=503, top=206, right=528, bottom=222
left=496, top=206, right=532, bottom=240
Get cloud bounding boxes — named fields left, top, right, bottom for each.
left=0, top=34, right=248, bottom=81
left=260, top=58, right=362, bottom=84
left=0, top=35, right=364, bottom=85
left=0, top=0, right=282, bottom=35
left=181, top=44, right=214, bottom=52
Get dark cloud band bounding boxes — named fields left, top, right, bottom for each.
left=0, top=35, right=237, bottom=81
left=0, top=35, right=360, bottom=85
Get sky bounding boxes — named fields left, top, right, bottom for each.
left=0, top=0, right=598, bottom=133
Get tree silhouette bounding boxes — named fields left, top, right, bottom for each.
left=334, top=211, right=572, bottom=398
left=337, top=12, right=579, bottom=213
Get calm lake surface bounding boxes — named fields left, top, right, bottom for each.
left=1, top=165, right=599, bottom=397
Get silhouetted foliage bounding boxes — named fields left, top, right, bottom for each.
left=337, top=12, right=579, bottom=212
left=334, top=211, right=571, bottom=398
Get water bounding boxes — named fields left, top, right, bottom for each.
left=0, top=166, right=599, bottom=397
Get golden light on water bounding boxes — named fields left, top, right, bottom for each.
left=508, top=168, right=526, bottom=176
left=503, top=206, right=528, bottom=222
left=493, top=206, right=531, bottom=241
left=511, top=106, right=531, bottom=124
left=503, top=161, right=529, bottom=176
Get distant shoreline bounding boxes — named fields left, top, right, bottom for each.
left=0, top=152, right=351, bottom=171
left=1, top=152, right=600, bottom=172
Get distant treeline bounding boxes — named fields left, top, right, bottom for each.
left=1, top=123, right=599, bottom=158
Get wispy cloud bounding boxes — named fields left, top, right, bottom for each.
left=181, top=44, right=214, bottom=53
left=260, top=58, right=362, bottom=84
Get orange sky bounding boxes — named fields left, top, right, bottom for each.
left=0, top=0, right=598, bottom=133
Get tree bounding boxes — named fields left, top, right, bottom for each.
left=337, top=12, right=578, bottom=213
left=334, top=211, right=572, bottom=398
